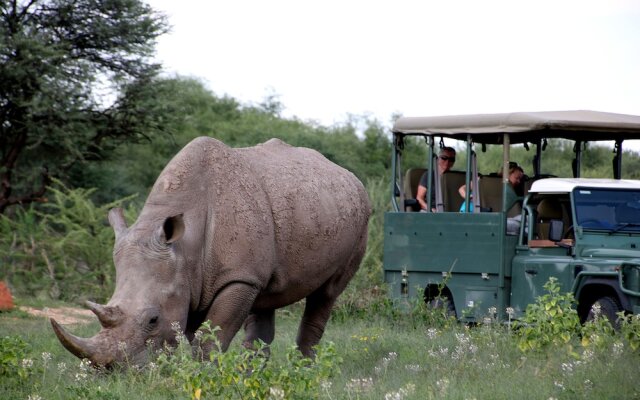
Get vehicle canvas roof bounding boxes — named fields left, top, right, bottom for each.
left=393, top=110, right=640, bottom=144
left=529, top=178, right=640, bottom=194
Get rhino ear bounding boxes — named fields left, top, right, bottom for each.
left=108, top=208, right=128, bottom=240
left=163, top=214, right=185, bottom=244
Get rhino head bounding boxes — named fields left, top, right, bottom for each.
left=51, top=208, right=191, bottom=368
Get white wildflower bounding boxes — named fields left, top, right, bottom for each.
left=384, top=383, right=416, bottom=400
left=320, top=380, right=332, bottom=390
left=75, top=372, right=88, bottom=382
left=561, top=362, right=574, bottom=375
left=21, top=358, right=34, bottom=369
left=455, top=332, right=470, bottom=344
left=79, top=358, right=92, bottom=372
left=27, top=395, right=42, bottom=400
left=426, top=328, right=438, bottom=339
left=506, top=307, right=515, bottom=317
left=582, top=349, right=595, bottom=361
left=269, top=387, right=285, bottom=400
left=41, top=352, right=52, bottom=363
left=584, top=379, right=593, bottom=390
left=613, top=341, right=624, bottom=357
left=554, top=381, right=565, bottom=391
left=482, top=317, right=492, bottom=325
left=436, top=378, right=450, bottom=393
left=346, top=377, right=374, bottom=393
left=488, top=306, right=497, bottom=316
left=405, top=364, right=421, bottom=372
left=57, top=362, right=67, bottom=373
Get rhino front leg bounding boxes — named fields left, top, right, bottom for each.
left=202, top=282, right=260, bottom=354
left=242, top=309, right=275, bottom=353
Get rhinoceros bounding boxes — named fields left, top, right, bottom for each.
left=51, top=137, right=370, bottom=367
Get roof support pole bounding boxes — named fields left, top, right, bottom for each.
left=573, top=140, right=582, bottom=178
left=426, top=136, right=435, bottom=212
left=463, top=135, right=472, bottom=212
left=614, top=140, right=622, bottom=179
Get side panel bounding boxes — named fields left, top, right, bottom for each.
left=510, top=247, right=575, bottom=317
left=383, top=212, right=517, bottom=318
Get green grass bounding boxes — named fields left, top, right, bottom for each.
left=2, top=296, right=640, bottom=400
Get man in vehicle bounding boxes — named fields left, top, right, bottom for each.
left=416, top=146, right=456, bottom=212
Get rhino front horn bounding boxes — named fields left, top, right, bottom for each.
left=50, top=318, right=96, bottom=360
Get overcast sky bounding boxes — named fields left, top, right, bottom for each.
left=146, top=0, right=640, bottom=148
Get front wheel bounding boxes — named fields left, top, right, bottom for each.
left=587, top=296, right=623, bottom=328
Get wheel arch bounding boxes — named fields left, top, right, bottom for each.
left=424, top=284, right=454, bottom=305
left=575, top=277, right=630, bottom=322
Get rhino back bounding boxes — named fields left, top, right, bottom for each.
left=235, top=139, right=370, bottom=300
left=133, top=136, right=369, bottom=307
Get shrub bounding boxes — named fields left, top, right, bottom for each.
left=156, top=322, right=340, bottom=399
left=0, top=180, right=137, bottom=302
left=0, top=335, right=33, bottom=383
left=515, top=277, right=581, bottom=353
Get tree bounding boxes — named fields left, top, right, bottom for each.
left=0, top=0, right=169, bottom=213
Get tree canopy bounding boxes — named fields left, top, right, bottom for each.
left=0, top=0, right=168, bottom=213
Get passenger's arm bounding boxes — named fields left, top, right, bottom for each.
left=416, top=184, right=428, bottom=210
left=458, top=184, right=467, bottom=198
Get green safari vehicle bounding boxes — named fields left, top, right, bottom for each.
left=383, top=110, right=640, bottom=323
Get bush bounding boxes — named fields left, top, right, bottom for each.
left=515, top=277, right=581, bottom=353
left=0, top=180, right=137, bottom=302
left=156, top=322, right=340, bottom=399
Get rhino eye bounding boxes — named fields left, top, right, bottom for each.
left=149, top=316, right=158, bottom=325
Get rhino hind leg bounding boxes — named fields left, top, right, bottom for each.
left=242, top=309, right=275, bottom=355
left=297, top=233, right=368, bottom=357
left=296, top=288, right=336, bottom=358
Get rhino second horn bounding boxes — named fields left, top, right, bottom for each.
left=86, top=301, right=123, bottom=328
left=50, top=318, right=95, bottom=360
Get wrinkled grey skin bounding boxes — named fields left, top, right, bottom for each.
left=51, top=137, right=370, bottom=367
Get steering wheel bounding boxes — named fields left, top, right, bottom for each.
left=563, top=225, right=574, bottom=240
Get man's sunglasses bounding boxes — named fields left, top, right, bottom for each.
left=439, top=156, right=455, bottom=162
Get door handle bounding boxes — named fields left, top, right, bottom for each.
left=525, top=269, right=538, bottom=275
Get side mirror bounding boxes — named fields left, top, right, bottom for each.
left=548, top=219, right=564, bottom=243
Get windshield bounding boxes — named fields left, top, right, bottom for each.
left=573, top=188, right=640, bottom=232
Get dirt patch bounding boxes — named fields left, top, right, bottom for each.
left=20, top=306, right=96, bottom=325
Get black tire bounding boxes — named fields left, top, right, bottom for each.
left=587, top=296, right=622, bottom=329
left=428, top=296, right=456, bottom=318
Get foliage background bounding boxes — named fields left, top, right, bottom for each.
left=2, top=0, right=640, bottom=317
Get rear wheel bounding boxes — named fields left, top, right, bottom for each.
left=428, top=295, right=456, bottom=318
left=587, top=296, right=622, bottom=328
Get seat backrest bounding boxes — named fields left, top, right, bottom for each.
left=536, top=198, right=563, bottom=239
left=479, top=175, right=503, bottom=212
left=403, top=168, right=426, bottom=200
left=442, top=170, right=466, bottom=212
